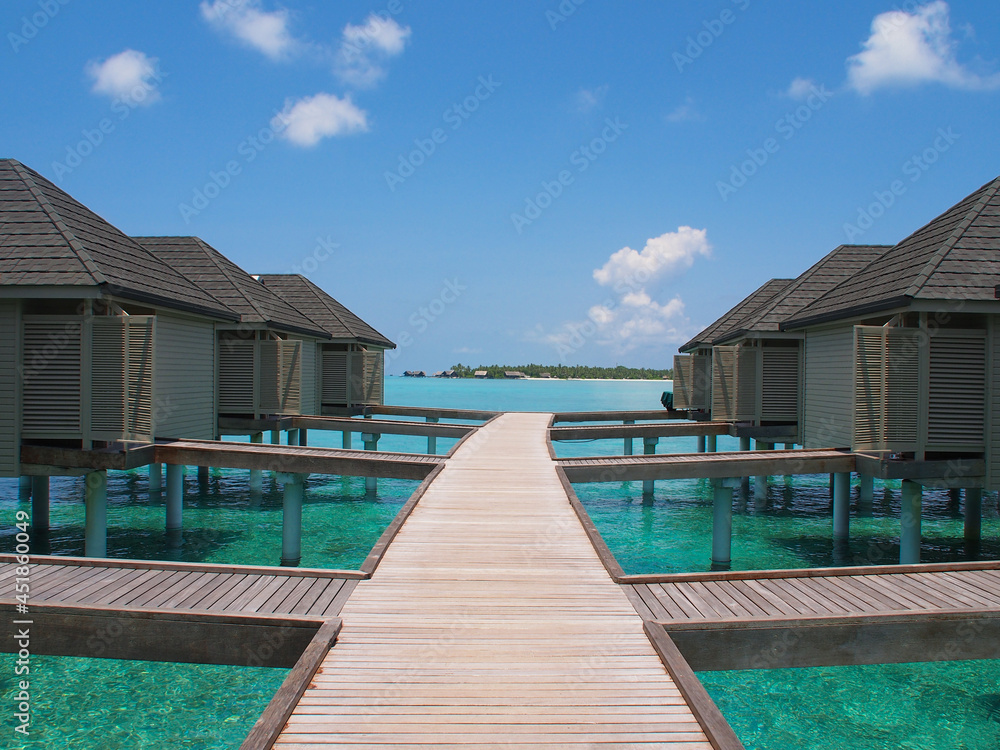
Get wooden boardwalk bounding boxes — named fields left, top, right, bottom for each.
left=624, top=565, right=1000, bottom=623
left=0, top=556, right=356, bottom=618
left=276, top=413, right=715, bottom=748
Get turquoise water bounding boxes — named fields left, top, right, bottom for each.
left=699, top=659, right=1000, bottom=749
left=0, top=654, right=285, bottom=749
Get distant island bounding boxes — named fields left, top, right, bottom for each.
left=402, top=364, right=673, bottom=380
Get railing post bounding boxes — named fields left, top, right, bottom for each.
left=427, top=416, right=439, bottom=455
left=642, top=437, right=658, bottom=497
left=363, top=432, right=381, bottom=493
left=623, top=419, right=634, bottom=456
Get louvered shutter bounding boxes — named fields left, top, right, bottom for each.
left=322, top=351, right=349, bottom=404
left=712, top=346, right=738, bottom=421
left=928, top=331, right=986, bottom=449
left=735, top=346, right=759, bottom=421
left=672, top=355, right=694, bottom=409
left=853, top=326, right=919, bottom=452
left=22, top=317, right=82, bottom=436
left=361, top=351, right=384, bottom=405
left=126, top=317, right=155, bottom=438
left=760, top=347, right=799, bottom=421
left=91, top=318, right=125, bottom=435
left=278, top=340, right=302, bottom=414
left=218, top=338, right=255, bottom=413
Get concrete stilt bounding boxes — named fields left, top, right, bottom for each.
left=706, top=435, right=717, bottom=453
left=642, top=437, right=659, bottom=497
left=363, top=432, right=380, bottom=493
left=965, top=488, right=982, bottom=556
left=31, top=476, right=50, bottom=532
left=623, top=419, right=634, bottom=456
left=712, top=481, right=734, bottom=570
left=858, top=474, right=874, bottom=515
left=900, top=480, right=923, bottom=565
left=783, top=444, right=794, bottom=485
left=739, top=437, right=751, bottom=497
left=298, top=429, right=308, bottom=447
left=197, top=465, right=209, bottom=485
left=697, top=435, right=707, bottom=453
left=19, top=476, right=32, bottom=500
left=271, top=430, right=280, bottom=445
left=427, top=417, right=438, bottom=455
left=149, top=463, right=162, bottom=492
left=754, top=441, right=771, bottom=502
left=84, top=470, right=108, bottom=558
left=166, top=464, right=184, bottom=531
left=287, top=428, right=300, bottom=447
left=343, top=430, right=353, bottom=449
left=948, top=488, right=962, bottom=509
left=832, top=472, right=851, bottom=540
left=280, top=473, right=305, bottom=567
left=250, top=432, right=263, bottom=494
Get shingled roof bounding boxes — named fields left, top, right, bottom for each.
left=136, top=236, right=328, bottom=338
left=0, top=159, right=235, bottom=320
left=715, top=244, right=891, bottom=343
left=679, top=278, right=793, bottom=352
left=785, top=175, right=1000, bottom=328
left=257, top=274, right=395, bottom=348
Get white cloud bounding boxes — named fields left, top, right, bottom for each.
left=576, top=85, right=608, bottom=113
left=335, top=14, right=411, bottom=88
left=274, top=93, right=369, bottom=147
left=200, top=0, right=298, bottom=60
left=85, top=49, right=162, bottom=105
left=665, top=96, right=703, bottom=123
left=847, top=1, right=1000, bottom=94
left=786, top=77, right=817, bottom=101
left=593, top=227, right=711, bottom=291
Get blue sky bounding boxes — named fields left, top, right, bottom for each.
left=3, top=0, right=999, bottom=373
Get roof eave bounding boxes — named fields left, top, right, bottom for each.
left=781, top=295, right=911, bottom=331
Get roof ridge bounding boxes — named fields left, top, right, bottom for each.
left=904, top=176, right=1000, bottom=298
left=11, top=161, right=108, bottom=286
left=193, top=237, right=272, bottom=321
left=301, top=274, right=356, bottom=333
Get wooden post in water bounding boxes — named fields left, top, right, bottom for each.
left=739, top=437, right=751, bottom=496
left=427, top=417, right=438, bottom=455
left=149, top=463, right=162, bottom=492
left=706, top=434, right=717, bottom=453
left=964, top=488, right=982, bottom=555
left=270, top=430, right=280, bottom=445
left=165, top=464, right=184, bottom=532
left=84, top=470, right=107, bottom=558
left=197, top=465, right=209, bottom=485
left=832, top=472, right=851, bottom=540
left=712, top=480, right=733, bottom=570
left=642, top=437, right=658, bottom=497
left=298, top=429, right=308, bottom=447
left=697, top=435, right=706, bottom=453
left=279, top=473, right=305, bottom=567
left=900, top=480, right=923, bottom=564
left=623, top=419, right=634, bottom=456
left=30, top=476, right=49, bottom=533
left=754, top=441, right=771, bottom=502
left=363, top=432, right=380, bottom=493
left=249, top=433, right=263, bottom=494
left=287, top=428, right=300, bottom=447
left=858, top=474, right=874, bottom=515
left=19, top=476, right=32, bottom=500
left=343, top=429, right=353, bottom=449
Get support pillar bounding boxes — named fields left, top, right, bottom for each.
left=738, top=437, right=751, bottom=497
left=832, top=472, right=851, bottom=540
left=900, top=480, right=923, bottom=565
left=712, top=480, right=734, bottom=570
left=249, top=433, right=263, bottom=494
left=363, top=433, right=380, bottom=493
left=623, top=419, right=634, bottom=456
left=165, top=464, right=184, bottom=531
left=19, top=476, right=32, bottom=500
left=197, top=465, right=209, bottom=485
left=697, top=435, right=707, bottom=453
left=858, top=474, right=874, bottom=515
left=270, top=430, right=280, bottom=446
left=754, top=441, right=771, bottom=501
left=287, top=428, right=300, bottom=447
left=84, top=470, right=108, bottom=558
left=783, top=444, right=794, bottom=485
left=343, top=430, right=353, bottom=449
left=964, top=488, right=982, bottom=555
left=427, top=417, right=438, bottom=455
left=149, top=463, right=162, bottom=492
left=642, top=437, right=658, bottom=497
left=279, top=473, right=305, bottom=567
left=298, top=429, right=308, bottom=447
left=31, top=476, right=49, bottom=533
left=706, top=434, right=717, bottom=453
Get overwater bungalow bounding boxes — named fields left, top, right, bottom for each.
left=783, top=174, right=1000, bottom=545
left=0, top=159, right=239, bottom=480
left=135, top=237, right=330, bottom=421
left=256, top=274, right=394, bottom=413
